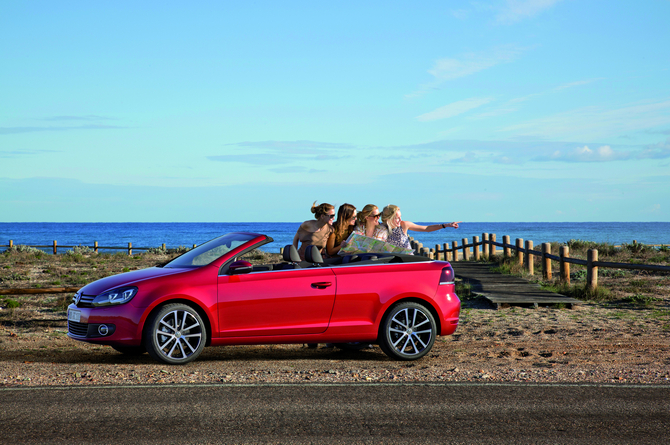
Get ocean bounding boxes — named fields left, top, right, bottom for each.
left=1, top=222, right=669, bottom=254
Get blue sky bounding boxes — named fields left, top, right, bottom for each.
left=1, top=0, right=669, bottom=222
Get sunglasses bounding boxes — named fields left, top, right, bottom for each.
left=368, top=213, right=380, bottom=219
left=326, top=214, right=335, bottom=219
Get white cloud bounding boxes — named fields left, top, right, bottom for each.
left=497, top=0, right=563, bottom=24
left=407, top=46, right=526, bottom=98
left=416, top=97, right=494, bottom=122
left=637, top=137, right=670, bottom=159
left=499, top=99, right=670, bottom=140
left=535, top=145, right=631, bottom=163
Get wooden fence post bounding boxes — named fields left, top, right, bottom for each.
left=587, top=248, right=598, bottom=291
left=560, top=246, right=570, bottom=285
left=542, top=243, right=552, bottom=280
left=442, top=243, right=451, bottom=261
left=162, top=243, right=166, bottom=250
left=443, top=243, right=451, bottom=262
left=452, top=241, right=459, bottom=262
left=94, top=241, right=98, bottom=254
left=53, top=240, right=57, bottom=255
left=516, top=238, right=524, bottom=265
left=462, top=238, right=468, bottom=261
left=9, top=240, right=13, bottom=249
left=525, top=240, right=534, bottom=275
left=482, top=233, right=489, bottom=258
left=490, top=234, right=497, bottom=256
left=503, top=235, right=511, bottom=258
left=414, top=242, right=423, bottom=256
left=128, top=242, right=132, bottom=256
left=473, top=236, right=480, bottom=261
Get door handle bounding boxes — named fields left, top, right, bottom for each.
left=311, top=282, right=332, bottom=289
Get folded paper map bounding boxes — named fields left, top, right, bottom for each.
left=339, top=233, right=414, bottom=255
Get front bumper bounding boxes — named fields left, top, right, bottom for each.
left=67, top=303, right=143, bottom=345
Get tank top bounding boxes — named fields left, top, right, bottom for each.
left=387, top=226, right=412, bottom=250
left=295, top=222, right=333, bottom=260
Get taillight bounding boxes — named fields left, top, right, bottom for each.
left=440, top=266, right=454, bottom=285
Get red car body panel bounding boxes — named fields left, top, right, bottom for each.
left=68, top=232, right=460, bottom=356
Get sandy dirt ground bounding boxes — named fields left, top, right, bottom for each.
left=2, top=296, right=669, bottom=387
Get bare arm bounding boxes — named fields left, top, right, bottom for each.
left=325, top=232, right=339, bottom=256
left=292, top=231, right=300, bottom=249
left=402, top=221, right=461, bottom=233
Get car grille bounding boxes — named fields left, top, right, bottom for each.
left=73, top=294, right=95, bottom=308
left=68, top=320, right=88, bottom=337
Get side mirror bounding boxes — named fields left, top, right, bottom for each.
left=228, top=260, right=253, bottom=275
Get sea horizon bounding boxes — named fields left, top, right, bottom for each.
left=1, top=222, right=668, bottom=254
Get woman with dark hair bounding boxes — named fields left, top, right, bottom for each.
left=292, top=201, right=335, bottom=261
left=325, top=203, right=357, bottom=257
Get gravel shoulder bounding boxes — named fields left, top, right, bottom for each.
left=2, top=250, right=669, bottom=387
left=2, top=298, right=669, bottom=387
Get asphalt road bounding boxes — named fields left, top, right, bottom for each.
left=1, top=383, right=668, bottom=444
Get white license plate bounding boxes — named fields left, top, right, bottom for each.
left=68, top=309, right=81, bottom=323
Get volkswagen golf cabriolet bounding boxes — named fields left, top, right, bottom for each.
left=67, top=232, right=460, bottom=364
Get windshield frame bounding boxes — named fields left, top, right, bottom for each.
left=162, top=232, right=268, bottom=268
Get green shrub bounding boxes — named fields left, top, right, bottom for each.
left=66, top=245, right=95, bottom=256
left=547, top=282, right=611, bottom=302
left=622, top=294, right=661, bottom=307
left=3, top=298, right=21, bottom=309
left=622, top=242, right=654, bottom=255
left=567, top=239, right=597, bottom=250
left=4, top=245, right=43, bottom=255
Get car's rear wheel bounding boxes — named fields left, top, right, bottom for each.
left=111, top=345, right=145, bottom=356
left=379, top=302, right=436, bottom=360
left=144, top=303, right=206, bottom=365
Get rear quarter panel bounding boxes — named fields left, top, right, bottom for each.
left=328, top=261, right=456, bottom=339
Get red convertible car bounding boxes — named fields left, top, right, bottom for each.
left=67, top=232, right=460, bottom=364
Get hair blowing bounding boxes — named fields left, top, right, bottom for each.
left=381, top=204, right=400, bottom=235
left=333, top=203, right=356, bottom=244
left=356, top=204, right=378, bottom=226
left=311, top=201, right=334, bottom=219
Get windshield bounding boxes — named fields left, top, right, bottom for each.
left=163, top=233, right=259, bottom=268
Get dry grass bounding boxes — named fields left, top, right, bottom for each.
left=0, top=248, right=282, bottom=329
left=482, top=240, right=670, bottom=308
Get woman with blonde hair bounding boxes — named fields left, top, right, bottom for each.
left=381, top=204, right=460, bottom=251
left=292, top=201, right=335, bottom=260
left=325, top=203, right=357, bottom=257
left=352, top=204, right=387, bottom=241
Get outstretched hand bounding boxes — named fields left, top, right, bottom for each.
left=448, top=222, right=461, bottom=229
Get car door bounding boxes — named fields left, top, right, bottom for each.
left=216, top=267, right=337, bottom=337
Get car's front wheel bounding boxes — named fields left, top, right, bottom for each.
left=379, top=302, right=436, bottom=360
left=144, top=303, right=206, bottom=365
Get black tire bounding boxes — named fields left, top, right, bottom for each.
left=144, top=303, right=207, bottom=365
left=378, top=302, right=436, bottom=360
left=111, top=345, right=146, bottom=356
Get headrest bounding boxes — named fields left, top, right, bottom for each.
left=305, top=245, right=324, bottom=264
left=283, top=245, right=301, bottom=263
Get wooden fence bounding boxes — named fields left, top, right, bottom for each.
left=1, top=240, right=197, bottom=256
left=411, top=234, right=670, bottom=291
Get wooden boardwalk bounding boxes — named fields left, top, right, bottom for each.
left=452, top=262, right=581, bottom=309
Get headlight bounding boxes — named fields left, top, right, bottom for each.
left=92, top=287, right=138, bottom=307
